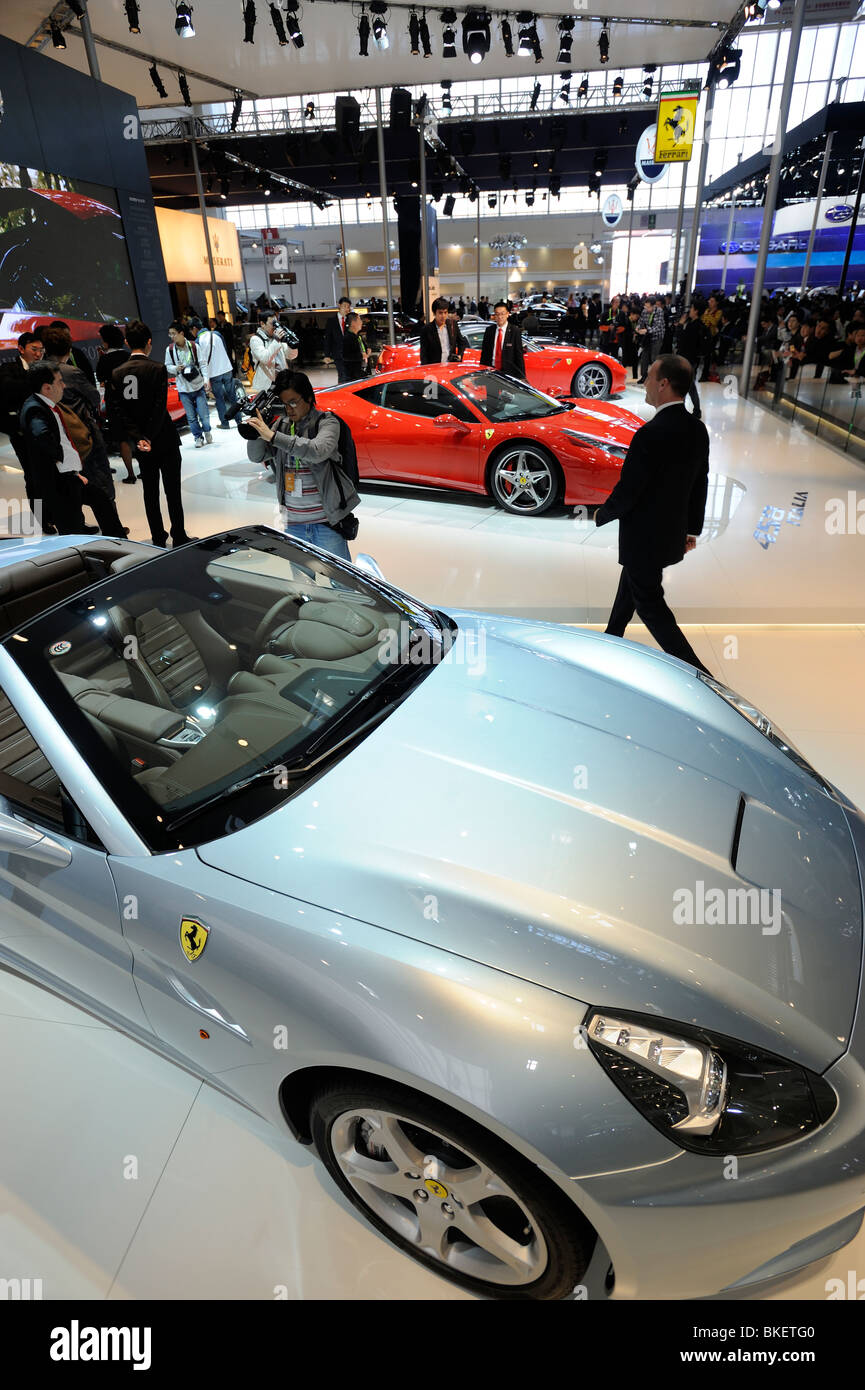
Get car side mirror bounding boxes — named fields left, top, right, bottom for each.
left=433, top=413, right=469, bottom=431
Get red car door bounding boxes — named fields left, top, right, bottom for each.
left=369, top=378, right=482, bottom=491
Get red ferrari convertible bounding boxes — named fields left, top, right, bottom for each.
left=317, top=364, right=642, bottom=515
left=376, top=321, right=627, bottom=401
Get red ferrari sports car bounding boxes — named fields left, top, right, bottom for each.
left=317, top=364, right=642, bottom=515
left=376, top=321, right=627, bottom=400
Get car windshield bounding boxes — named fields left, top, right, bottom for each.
left=454, top=371, right=566, bottom=422
left=6, top=528, right=450, bottom=851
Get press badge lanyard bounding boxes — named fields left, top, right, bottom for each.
left=284, top=420, right=301, bottom=494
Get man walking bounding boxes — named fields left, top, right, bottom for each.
left=595, top=355, right=710, bottom=675
left=114, top=320, right=191, bottom=548
left=196, top=320, right=237, bottom=429
left=215, top=309, right=236, bottom=370
left=166, top=319, right=211, bottom=447
left=325, top=297, right=352, bottom=382
left=480, top=301, right=526, bottom=379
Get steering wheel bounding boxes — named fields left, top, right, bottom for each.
left=253, top=593, right=300, bottom=652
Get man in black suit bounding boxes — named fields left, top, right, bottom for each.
left=1, top=333, right=44, bottom=480
left=419, top=298, right=468, bottom=366
left=324, top=296, right=352, bottom=382
left=480, top=301, right=526, bottom=379
left=112, top=320, right=191, bottom=548
left=595, top=354, right=711, bottom=674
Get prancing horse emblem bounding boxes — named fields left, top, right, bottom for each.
left=180, top=917, right=209, bottom=962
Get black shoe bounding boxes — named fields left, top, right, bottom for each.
left=121, top=475, right=137, bottom=484
left=81, top=524, right=100, bottom=534
left=171, top=534, right=197, bottom=546
left=121, top=527, right=131, bottom=536
left=150, top=536, right=168, bottom=548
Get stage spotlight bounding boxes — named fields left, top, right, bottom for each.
left=612, top=74, right=623, bottom=97
left=178, top=70, right=191, bottom=105
left=578, top=75, right=588, bottom=100
left=526, top=190, right=534, bottom=206
left=409, top=11, right=420, bottom=51
left=462, top=9, right=490, bottom=65
left=488, top=193, right=496, bottom=207
left=174, top=0, right=194, bottom=36
left=593, top=149, right=607, bottom=177
left=598, top=20, right=609, bottom=63
left=441, top=7, right=457, bottom=58
left=358, top=11, right=370, bottom=53
left=370, top=1, right=389, bottom=49
left=557, top=17, right=573, bottom=64
left=443, top=194, right=456, bottom=216
left=419, top=11, right=432, bottom=53
left=530, top=80, right=541, bottom=110
left=618, top=116, right=628, bottom=134
left=269, top=2, right=287, bottom=43
left=440, top=79, right=452, bottom=110
left=50, top=20, right=66, bottom=48
left=231, top=90, right=244, bottom=129
left=516, top=11, right=535, bottom=57
left=285, top=2, right=303, bottom=47
left=149, top=63, right=168, bottom=97
left=711, top=45, right=741, bottom=86
left=501, top=18, right=514, bottom=56
left=220, top=177, right=231, bottom=199
left=124, top=0, right=140, bottom=34
left=305, top=100, right=315, bottom=118
left=549, top=174, right=560, bottom=197
left=642, top=75, right=653, bottom=98
left=559, top=75, right=570, bottom=105
left=243, top=0, right=256, bottom=41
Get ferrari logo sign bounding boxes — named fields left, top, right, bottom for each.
left=424, top=1179, right=448, bottom=1199
left=180, top=917, right=209, bottom=962
left=484, top=428, right=494, bottom=440
left=655, top=91, right=699, bottom=163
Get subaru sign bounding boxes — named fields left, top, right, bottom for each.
left=824, top=204, right=854, bottom=224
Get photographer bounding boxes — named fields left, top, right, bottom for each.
left=249, top=312, right=298, bottom=392
left=244, top=370, right=360, bottom=561
left=165, top=320, right=211, bottom=447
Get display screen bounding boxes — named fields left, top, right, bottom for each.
left=0, top=165, right=139, bottom=348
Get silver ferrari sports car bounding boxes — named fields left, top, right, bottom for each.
left=1, top=528, right=864, bottom=1301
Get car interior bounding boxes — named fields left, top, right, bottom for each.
left=0, top=538, right=417, bottom=822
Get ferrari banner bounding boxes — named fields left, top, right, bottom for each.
left=655, top=91, right=699, bottom=163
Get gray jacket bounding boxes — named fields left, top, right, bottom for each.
left=247, top=405, right=360, bottom=526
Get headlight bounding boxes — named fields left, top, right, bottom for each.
left=585, top=1009, right=836, bottom=1154
left=697, top=672, right=835, bottom=796
left=561, top=428, right=628, bottom=459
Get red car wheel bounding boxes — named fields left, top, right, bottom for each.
left=487, top=444, right=561, bottom=516
left=570, top=363, right=612, bottom=400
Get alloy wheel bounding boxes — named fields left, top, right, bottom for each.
left=573, top=363, right=611, bottom=399
left=490, top=447, right=557, bottom=514
left=330, top=1107, right=549, bottom=1287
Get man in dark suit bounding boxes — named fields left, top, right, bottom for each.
left=595, top=354, right=711, bottom=674
left=112, top=320, right=191, bottom=548
left=480, top=301, right=526, bottom=379
left=419, top=298, right=468, bottom=366
left=1, top=333, right=44, bottom=480
left=324, top=297, right=352, bottom=382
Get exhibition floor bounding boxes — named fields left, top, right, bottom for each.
left=1, top=378, right=865, bottom=1300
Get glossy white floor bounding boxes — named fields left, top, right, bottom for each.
left=1, top=373, right=864, bottom=1301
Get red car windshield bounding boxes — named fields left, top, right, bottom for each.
left=455, top=371, right=566, bottom=422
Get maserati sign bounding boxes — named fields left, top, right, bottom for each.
left=602, top=194, right=624, bottom=228
left=636, top=125, right=668, bottom=185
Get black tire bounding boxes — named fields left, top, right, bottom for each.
left=486, top=443, right=562, bottom=516
left=570, top=362, right=612, bottom=400
left=309, top=1078, right=594, bottom=1300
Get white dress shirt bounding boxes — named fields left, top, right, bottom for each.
left=437, top=323, right=450, bottom=361
left=52, top=404, right=83, bottom=473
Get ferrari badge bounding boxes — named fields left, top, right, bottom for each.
left=180, top=917, right=209, bottom=962
left=484, top=429, right=494, bottom=441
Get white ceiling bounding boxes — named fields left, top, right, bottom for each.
left=4, top=0, right=740, bottom=108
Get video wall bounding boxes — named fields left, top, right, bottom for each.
left=0, top=169, right=140, bottom=325
left=696, top=200, right=865, bottom=294
left=0, top=33, right=172, bottom=359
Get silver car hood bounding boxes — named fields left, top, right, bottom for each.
left=199, top=613, right=862, bottom=1070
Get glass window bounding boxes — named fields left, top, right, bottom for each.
left=382, top=379, right=476, bottom=422
left=354, top=381, right=386, bottom=406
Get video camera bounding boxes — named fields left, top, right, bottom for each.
left=227, top=385, right=285, bottom=441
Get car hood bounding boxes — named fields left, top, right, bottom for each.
left=198, top=614, right=862, bottom=1070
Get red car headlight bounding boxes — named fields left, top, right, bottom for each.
left=561, top=427, right=628, bottom=459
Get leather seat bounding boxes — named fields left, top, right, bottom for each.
left=267, top=599, right=384, bottom=661
left=105, top=603, right=240, bottom=714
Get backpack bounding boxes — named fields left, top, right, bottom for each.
left=312, top=410, right=359, bottom=490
